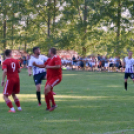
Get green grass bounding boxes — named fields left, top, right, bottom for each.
left=1, top=70, right=134, bottom=134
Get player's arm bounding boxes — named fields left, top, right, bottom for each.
left=46, top=65, right=61, bottom=69
left=46, top=58, right=61, bottom=69
left=28, top=67, right=32, bottom=76
left=33, top=58, right=49, bottom=68
left=1, top=69, right=7, bottom=87
left=28, top=59, right=33, bottom=76
left=33, top=62, right=46, bottom=68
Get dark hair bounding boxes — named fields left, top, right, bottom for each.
left=50, top=48, right=57, bottom=55
left=5, top=49, right=12, bottom=56
left=33, top=47, right=39, bottom=53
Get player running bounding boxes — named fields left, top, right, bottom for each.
left=28, top=47, right=48, bottom=106
left=33, top=48, right=62, bottom=112
left=1, top=50, right=22, bottom=113
left=123, top=51, right=134, bottom=91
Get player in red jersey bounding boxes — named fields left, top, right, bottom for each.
left=1, top=50, right=22, bottom=113
left=33, top=48, right=62, bottom=111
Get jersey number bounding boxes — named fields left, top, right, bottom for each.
left=11, top=62, right=16, bottom=72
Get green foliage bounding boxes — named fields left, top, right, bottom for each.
left=0, top=0, right=134, bottom=55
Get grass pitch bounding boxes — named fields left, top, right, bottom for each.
left=0, top=70, right=134, bottom=134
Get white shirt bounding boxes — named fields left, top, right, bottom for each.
left=109, top=58, right=113, bottom=64
left=124, top=57, right=134, bottom=73
left=28, top=55, right=48, bottom=75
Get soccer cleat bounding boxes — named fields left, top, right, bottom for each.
left=46, top=108, right=49, bottom=111
left=8, top=110, right=16, bottom=113
left=38, top=103, right=41, bottom=106
left=18, top=108, right=22, bottom=111
left=52, top=105, right=58, bottom=108
left=53, top=92, right=56, bottom=95
left=49, top=107, right=55, bottom=112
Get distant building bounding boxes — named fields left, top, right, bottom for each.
left=12, top=50, right=27, bottom=59
left=57, top=50, right=78, bottom=59
left=12, top=49, right=78, bottom=60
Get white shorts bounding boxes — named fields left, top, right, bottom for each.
left=92, top=62, right=95, bottom=66
left=105, top=63, right=109, bottom=67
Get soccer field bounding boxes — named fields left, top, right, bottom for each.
left=1, top=70, right=134, bottom=134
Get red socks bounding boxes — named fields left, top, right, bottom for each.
left=45, top=91, right=56, bottom=109
left=48, top=91, right=56, bottom=106
left=14, top=99, right=20, bottom=107
left=45, top=95, right=50, bottom=109
left=6, top=100, right=13, bottom=108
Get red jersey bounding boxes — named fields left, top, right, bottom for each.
left=45, top=55, right=62, bottom=80
left=2, top=58, right=20, bottom=80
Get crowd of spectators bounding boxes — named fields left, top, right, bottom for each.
left=17, top=54, right=31, bottom=68
left=0, top=53, right=126, bottom=73
left=61, top=54, right=125, bottom=72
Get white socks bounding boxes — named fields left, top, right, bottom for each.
left=10, top=107, right=22, bottom=111
left=10, top=107, right=15, bottom=111
left=18, top=107, right=22, bottom=111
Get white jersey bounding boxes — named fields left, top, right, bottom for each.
left=28, top=55, right=48, bottom=75
left=124, top=57, right=134, bottom=73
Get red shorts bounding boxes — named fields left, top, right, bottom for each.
left=45, top=77, right=61, bottom=89
left=3, top=78, right=20, bottom=96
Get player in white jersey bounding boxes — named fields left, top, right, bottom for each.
left=28, top=47, right=48, bottom=106
left=123, top=51, right=134, bottom=91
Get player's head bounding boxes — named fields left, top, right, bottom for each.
left=49, top=48, right=57, bottom=57
left=128, top=51, right=133, bottom=58
left=33, top=47, right=40, bottom=55
left=4, top=49, right=12, bottom=57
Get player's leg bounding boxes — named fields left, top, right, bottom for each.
left=3, top=95, right=15, bottom=113
left=45, top=85, right=57, bottom=112
left=3, top=80, right=15, bottom=113
left=45, top=78, right=61, bottom=111
left=12, top=94, right=22, bottom=111
left=44, top=81, right=52, bottom=110
left=45, top=84, right=52, bottom=110
left=124, top=79, right=127, bottom=90
left=34, top=74, right=42, bottom=106
left=12, top=79, right=22, bottom=111
left=36, top=84, right=42, bottom=106
left=124, top=73, right=128, bottom=91
left=41, top=72, right=56, bottom=96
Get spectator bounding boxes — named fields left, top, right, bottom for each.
left=79, top=57, right=85, bottom=70
left=101, top=56, right=106, bottom=70
left=114, top=56, right=121, bottom=72
left=91, top=56, right=96, bottom=71
left=98, top=55, right=102, bottom=71
left=72, top=55, right=77, bottom=70
left=109, top=57, right=114, bottom=72
left=77, top=56, right=80, bottom=70
left=104, top=56, right=109, bottom=71
left=22, top=55, right=27, bottom=68
left=98, top=54, right=101, bottom=61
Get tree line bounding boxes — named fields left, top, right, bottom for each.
left=0, top=0, right=134, bottom=56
